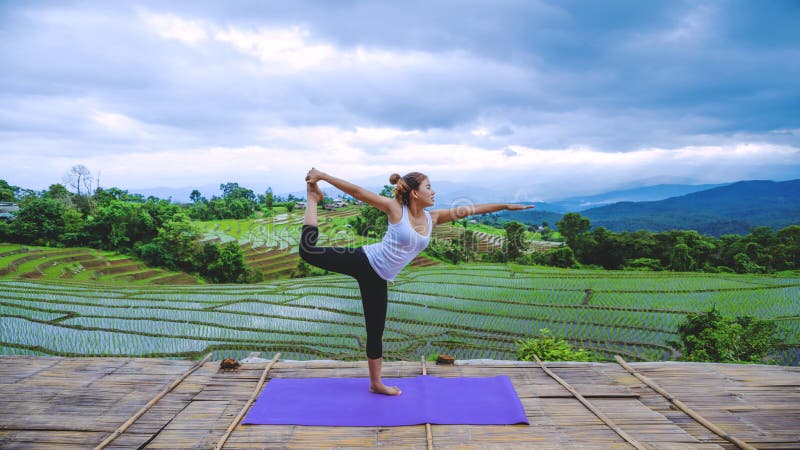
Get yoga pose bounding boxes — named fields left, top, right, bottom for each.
left=300, top=168, right=533, bottom=395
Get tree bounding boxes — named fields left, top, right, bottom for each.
left=220, top=182, right=255, bottom=202
left=264, top=188, right=274, bottom=209
left=733, top=253, right=764, bottom=274
left=151, top=213, right=200, bottom=271
left=669, top=307, right=784, bottom=363
left=669, top=243, right=696, bottom=271
left=190, top=189, right=203, bottom=204
left=0, top=179, right=19, bottom=202
left=64, top=165, right=93, bottom=196
left=44, top=183, right=73, bottom=209
left=348, top=187, right=392, bottom=237
left=503, top=221, right=527, bottom=261
left=201, top=242, right=248, bottom=283
left=776, top=225, right=800, bottom=270
left=380, top=185, right=394, bottom=198
left=9, top=197, right=67, bottom=246
left=545, top=246, right=577, bottom=268
left=556, top=213, right=591, bottom=248
left=87, top=201, right=159, bottom=250
left=585, top=227, right=625, bottom=269
left=60, top=208, right=86, bottom=246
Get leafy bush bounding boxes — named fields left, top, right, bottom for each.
left=733, top=253, right=765, bottom=274
left=669, top=307, right=784, bottom=363
left=516, top=329, right=593, bottom=362
left=626, top=257, right=663, bottom=271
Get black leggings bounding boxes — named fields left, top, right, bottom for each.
left=298, top=225, right=388, bottom=359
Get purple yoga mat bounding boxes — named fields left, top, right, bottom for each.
left=242, top=375, right=529, bottom=426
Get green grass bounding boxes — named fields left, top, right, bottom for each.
left=2, top=264, right=797, bottom=364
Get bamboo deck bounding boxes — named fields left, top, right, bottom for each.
left=0, top=356, right=798, bottom=449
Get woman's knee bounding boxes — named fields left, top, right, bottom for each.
left=366, top=341, right=382, bottom=359
left=299, top=225, right=318, bottom=261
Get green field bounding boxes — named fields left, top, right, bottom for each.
left=2, top=264, right=797, bottom=364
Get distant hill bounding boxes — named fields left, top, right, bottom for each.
left=480, top=208, right=565, bottom=229
left=582, top=179, right=800, bottom=236
left=490, top=179, right=799, bottom=236
left=545, top=183, right=727, bottom=212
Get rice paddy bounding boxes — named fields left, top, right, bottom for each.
left=2, top=263, right=798, bottom=364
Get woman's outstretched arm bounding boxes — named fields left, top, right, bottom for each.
left=430, top=203, right=534, bottom=226
left=305, top=168, right=399, bottom=217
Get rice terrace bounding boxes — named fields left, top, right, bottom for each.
left=3, top=208, right=798, bottom=364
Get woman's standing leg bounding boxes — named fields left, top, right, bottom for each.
left=357, top=273, right=401, bottom=395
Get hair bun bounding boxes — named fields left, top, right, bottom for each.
left=389, top=173, right=402, bottom=185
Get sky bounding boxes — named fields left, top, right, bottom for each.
left=1, top=0, right=799, bottom=202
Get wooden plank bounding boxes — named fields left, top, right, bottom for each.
left=94, top=353, right=213, bottom=449
left=421, top=358, right=433, bottom=450
left=534, top=355, right=646, bottom=450
left=1, top=356, right=798, bottom=449
left=616, top=356, right=757, bottom=450
left=213, top=352, right=280, bottom=450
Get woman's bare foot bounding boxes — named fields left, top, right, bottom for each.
left=370, top=383, right=402, bottom=396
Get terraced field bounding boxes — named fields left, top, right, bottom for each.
left=2, top=264, right=797, bottom=365
left=432, top=224, right=563, bottom=253
left=197, top=207, right=441, bottom=279
left=0, top=243, right=199, bottom=285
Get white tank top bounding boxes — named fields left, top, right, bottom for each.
left=363, top=204, right=432, bottom=281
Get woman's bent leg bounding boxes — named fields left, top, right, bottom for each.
left=299, top=225, right=365, bottom=277
left=303, top=182, right=323, bottom=227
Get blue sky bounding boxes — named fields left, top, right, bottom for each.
left=1, top=0, right=798, bottom=201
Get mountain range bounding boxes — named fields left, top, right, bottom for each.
left=133, top=178, right=799, bottom=237
left=496, top=179, right=800, bottom=236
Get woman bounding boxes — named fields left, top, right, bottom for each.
left=300, top=168, right=533, bottom=395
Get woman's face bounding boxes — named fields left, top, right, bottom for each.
left=413, top=178, right=435, bottom=207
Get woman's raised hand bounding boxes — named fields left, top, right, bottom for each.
left=305, top=167, right=325, bottom=184
left=507, top=204, right=535, bottom=211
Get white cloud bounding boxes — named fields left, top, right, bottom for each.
left=90, top=110, right=153, bottom=139
left=139, top=11, right=208, bottom=44
left=214, top=26, right=334, bottom=71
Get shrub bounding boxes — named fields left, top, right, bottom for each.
left=733, top=253, right=765, bottom=274
left=545, top=246, right=578, bottom=268
left=516, top=329, right=593, bottom=362
left=668, top=307, right=784, bottom=363
left=626, top=257, right=663, bottom=271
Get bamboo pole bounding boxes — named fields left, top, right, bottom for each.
left=421, top=357, right=433, bottom=450
left=94, top=352, right=213, bottom=450
left=213, top=352, right=281, bottom=450
left=533, top=355, right=646, bottom=450
left=614, top=355, right=756, bottom=450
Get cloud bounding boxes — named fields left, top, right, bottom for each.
left=139, top=11, right=208, bottom=44
left=90, top=110, right=153, bottom=139
left=0, top=0, right=797, bottom=198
